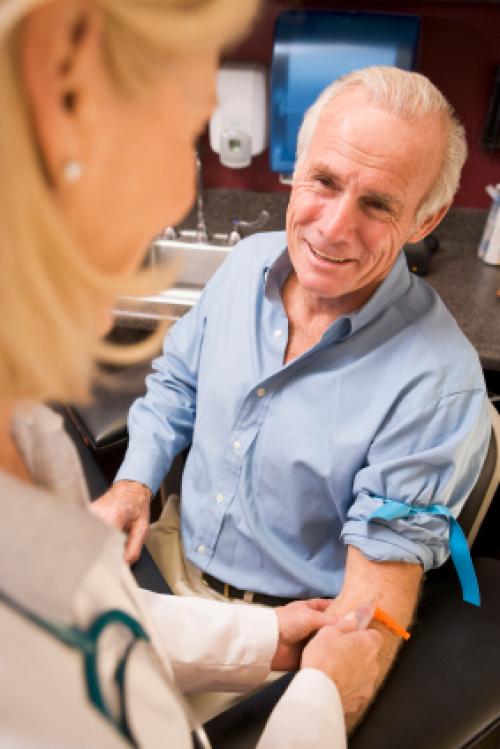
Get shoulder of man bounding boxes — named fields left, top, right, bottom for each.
left=227, top=229, right=287, bottom=269
left=198, top=230, right=287, bottom=302
left=393, top=272, right=485, bottom=394
left=231, top=231, right=287, bottom=263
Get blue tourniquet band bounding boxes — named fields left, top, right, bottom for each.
left=369, top=499, right=480, bottom=606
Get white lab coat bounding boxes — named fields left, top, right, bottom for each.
left=0, top=405, right=346, bottom=748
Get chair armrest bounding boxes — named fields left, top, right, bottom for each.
left=67, top=364, right=151, bottom=453
left=51, top=403, right=109, bottom=498
left=351, top=557, right=500, bottom=748
left=204, top=558, right=500, bottom=749
left=131, top=547, right=173, bottom=595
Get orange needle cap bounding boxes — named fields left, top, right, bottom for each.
left=374, top=606, right=411, bottom=641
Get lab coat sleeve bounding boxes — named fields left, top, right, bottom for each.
left=257, top=669, right=346, bottom=749
left=141, top=590, right=278, bottom=692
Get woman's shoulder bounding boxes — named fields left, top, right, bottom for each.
left=0, top=471, right=117, bottom=621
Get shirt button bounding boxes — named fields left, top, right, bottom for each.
left=197, top=544, right=206, bottom=555
left=273, top=328, right=282, bottom=339
left=256, top=387, right=266, bottom=398
left=233, top=440, right=241, bottom=451
left=216, top=493, right=224, bottom=503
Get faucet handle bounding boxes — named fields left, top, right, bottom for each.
left=228, top=210, right=270, bottom=245
left=227, top=229, right=242, bottom=246
left=161, top=226, right=178, bottom=240
left=232, top=210, right=270, bottom=233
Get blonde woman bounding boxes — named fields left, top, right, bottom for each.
left=0, top=0, right=382, bottom=747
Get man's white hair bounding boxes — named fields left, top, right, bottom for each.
left=295, top=66, right=467, bottom=225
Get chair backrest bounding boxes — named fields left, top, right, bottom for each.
left=459, top=400, right=500, bottom=545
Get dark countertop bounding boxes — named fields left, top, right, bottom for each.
left=180, top=189, right=500, bottom=371
left=423, top=208, right=500, bottom=372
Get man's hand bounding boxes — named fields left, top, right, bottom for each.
left=271, top=599, right=337, bottom=671
left=90, top=480, right=152, bottom=564
left=302, top=625, right=382, bottom=715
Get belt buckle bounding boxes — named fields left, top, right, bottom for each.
left=201, top=573, right=210, bottom=589
left=201, top=573, right=231, bottom=600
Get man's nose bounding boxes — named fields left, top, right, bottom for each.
left=318, top=193, right=357, bottom=243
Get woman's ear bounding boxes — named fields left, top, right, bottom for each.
left=406, top=203, right=451, bottom=244
left=20, top=0, right=102, bottom=189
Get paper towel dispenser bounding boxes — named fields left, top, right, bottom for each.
left=270, top=11, right=420, bottom=176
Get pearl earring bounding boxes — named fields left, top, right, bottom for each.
left=62, top=160, right=84, bottom=183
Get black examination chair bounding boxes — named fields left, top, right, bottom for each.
left=205, top=409, right=500, bottom=749
left=62, top=379, right=500, bottom=749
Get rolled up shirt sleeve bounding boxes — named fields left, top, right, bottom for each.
left=341, top=389, right=491, bottom=571
left=115, top=244, right=245, bottom=496
left=115, top=272, right=222, bottom=496
left=114, top=311, right=202, bottom=495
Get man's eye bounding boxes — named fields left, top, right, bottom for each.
left=364, top=198, right=390, bottom=213
left=314, top=175, right=338, bottom=190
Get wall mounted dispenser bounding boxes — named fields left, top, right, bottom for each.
left=270, top=11, right=421, bottom=178
left=209, top=64, right=267, bottom=169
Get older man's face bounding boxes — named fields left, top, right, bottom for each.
left=286, top=90, right=446, bottom=307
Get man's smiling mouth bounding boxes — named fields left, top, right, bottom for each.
left=306, top=240, right=354, bottom=265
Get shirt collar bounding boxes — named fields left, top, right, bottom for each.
left=263, top=246, right=291, bottom=303
left=347, top=251, right=411, bottom=335
left=264, top=248, right=411, bottom=341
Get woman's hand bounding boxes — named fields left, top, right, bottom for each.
left=301, top=624, right=382, bottom=714
left=90, top=480, right=151, bottom=563
left=271, top=599, right=337, bottom=671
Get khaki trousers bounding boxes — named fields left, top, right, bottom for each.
left=146, top=494, right=278, bottom=723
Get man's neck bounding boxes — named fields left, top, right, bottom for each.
left=282, top=272, right=378, bottom=329
left=280, top=272, right=382, bottom=364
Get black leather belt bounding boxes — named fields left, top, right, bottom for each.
left=201, top=572, right=297, bottom=608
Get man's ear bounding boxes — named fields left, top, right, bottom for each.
left=406, top=203, right=451, bottom=244
left=19, top=0, right=102, bottom=188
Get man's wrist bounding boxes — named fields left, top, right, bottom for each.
left=270, top=609, right=281, bottom=668
left=115, top=479, right=153, bottom=501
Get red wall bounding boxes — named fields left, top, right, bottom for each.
left=201, top=1, right=500, bottom=209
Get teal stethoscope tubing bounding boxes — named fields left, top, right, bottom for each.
left=0, top=588, right=211, bottom=748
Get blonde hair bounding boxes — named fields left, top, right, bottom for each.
left=0, top=0, right=259, bottom=403
left=295, top=66, right=467, bottom=226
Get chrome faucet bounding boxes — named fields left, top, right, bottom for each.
left=227, top=210, right=270, bottom=245
left=159, top=149, right=270, bottom=246
left=195, top=151, right=209, bottom=243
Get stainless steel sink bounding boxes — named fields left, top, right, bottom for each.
left=113, top=232, right=232, bottom=328
left=112, top=159, right=270, bottom=328
left=150, top=232, right=232, bottom=288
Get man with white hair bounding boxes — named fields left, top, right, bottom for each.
left=94, top=66, right=491, bottom=720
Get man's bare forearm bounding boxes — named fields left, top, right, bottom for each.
left=326, top=545, right=423, bottom=730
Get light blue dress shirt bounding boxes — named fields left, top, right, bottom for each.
left=117, top=232, right=491, bottom=598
